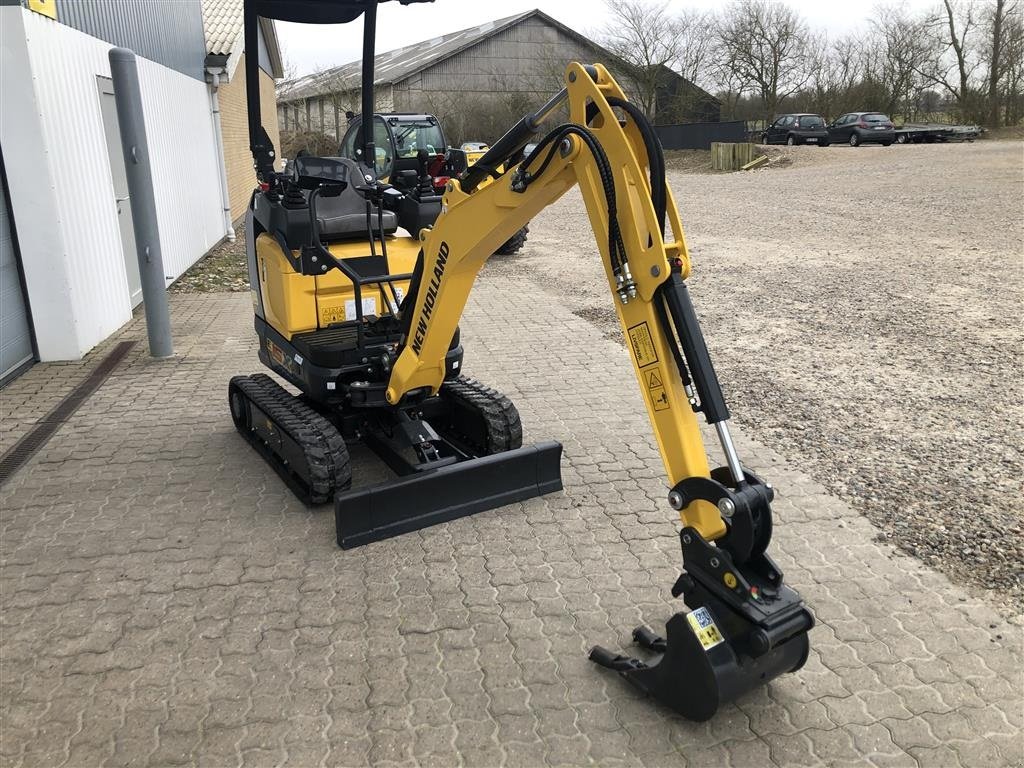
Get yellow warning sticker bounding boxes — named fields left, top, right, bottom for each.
left=687, top=607, right=725, bottom=650
left=320, top=305, right=345, bottom=325
left=650, top=387, right=670, bottom=411
left=644, top=368, right=670, bottom=411
left=627, top=322, right=659, bottom=368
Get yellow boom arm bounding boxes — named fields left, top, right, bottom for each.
left=386, top=62, right=728, bottom=541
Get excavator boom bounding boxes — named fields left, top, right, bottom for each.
left=386, top=62, right=814, bottom=720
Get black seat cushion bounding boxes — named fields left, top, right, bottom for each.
left=307, top=158, right=398, bottom=241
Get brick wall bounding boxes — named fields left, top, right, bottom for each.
left=219, top=53, right=280, bottom=222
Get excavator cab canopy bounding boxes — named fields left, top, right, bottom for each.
left=243, top=0, right=434, bottom=179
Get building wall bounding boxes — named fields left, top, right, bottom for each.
left=0, top=7, right=223, bottom=360
left=399, top=17, right=588, bottom=101
left=55, top=0, right=206, bottom=80
left=219, top=53, right=280, bottom=221
left=391, top=17, right=716, bottom=132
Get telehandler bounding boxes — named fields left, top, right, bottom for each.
left=233, top=0, right=814, bottom=721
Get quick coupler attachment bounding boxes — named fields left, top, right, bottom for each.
left=335, top=441, right=563, bottom=548
left=590, top=528, right=813, bottom=721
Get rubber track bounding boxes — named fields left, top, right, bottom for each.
left=230, top=374, right=351, bottom=504
left=440, top=376, right=523, bottom=454
left=495, top=225, right=529, bottom=255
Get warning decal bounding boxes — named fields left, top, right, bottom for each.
left=320, top=305, right=345, bottom=325
left=627, top=322, right=659, bottom=368
left=645, top=368, right=670, bottom=412
left=687, top=607, right=725, bottom=650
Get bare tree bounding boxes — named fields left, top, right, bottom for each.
left=871, top=5, right=938, bottom=118
left=674, top=8, right=717, bottom=86
left=1000, top=4, right=1024, bottom=123
left=987, top=0, right=1008, bottom=124
left=981, top=0, right=1021, bottom=125
left=597, top=0, right=684, bottom=118
left=716, top=0, right=814, bottom=120
left=803, top=31, right=859, bottom=120
left=921, top=0, right=982, bottom=118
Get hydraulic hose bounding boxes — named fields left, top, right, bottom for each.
left=520, top=123, right=627, bottom=277
left=606, top=97, right=667, bottom=237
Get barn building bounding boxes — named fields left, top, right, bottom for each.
left=276, top=9, right=719, bottom=147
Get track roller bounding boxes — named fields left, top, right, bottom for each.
left=229, top=374, right=351, bottom=504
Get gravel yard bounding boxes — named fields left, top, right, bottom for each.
left=489, top=140, right=1024, bottom=616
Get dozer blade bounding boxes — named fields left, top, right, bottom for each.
left=335, top=441, right=562, bottom=548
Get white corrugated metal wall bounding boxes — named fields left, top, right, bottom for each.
left=137, top=57, right=223, bottom=279
left=0, top=7, right=223, bottom=361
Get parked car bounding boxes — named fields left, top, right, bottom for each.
left=828, top=112, right=895, bottom=146
left=761, top=114, right=830, bottom=146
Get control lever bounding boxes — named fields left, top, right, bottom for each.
left=355, top=182, right=404, bottom=205
left=416, top=149, right=435, bottom=198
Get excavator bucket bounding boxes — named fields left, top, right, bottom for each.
left=590, top=604, right=811, bottom=721
left=334, top=441, right=563, bottom=548
left=589, top=526, right=814, bottom=721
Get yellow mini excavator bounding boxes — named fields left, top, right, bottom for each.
left=233, top=0, right=814, bottom=721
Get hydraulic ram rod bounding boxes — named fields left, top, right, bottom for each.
left=461, top=67, right=597, bottom=192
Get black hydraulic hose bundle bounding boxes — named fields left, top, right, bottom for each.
left=519, top=124, right=628, bottom=277
left=605, top=97, right=667, bottom=237
left=517, top=99, right=668, bottom=279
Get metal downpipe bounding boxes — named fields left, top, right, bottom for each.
left=207, top=68, right=235, bottom=243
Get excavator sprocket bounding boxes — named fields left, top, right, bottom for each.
left=229, top=373, right=352, bottom=504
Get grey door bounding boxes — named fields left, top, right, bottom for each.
left=0, top=149, right=34, bottom=382
left=97, top=77, right=142, bottom=307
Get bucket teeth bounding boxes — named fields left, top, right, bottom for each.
left=588, top=646, right=649, bottom=672
left=632, top=625, right=667, bottom=653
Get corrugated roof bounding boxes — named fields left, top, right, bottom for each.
left=202, top=0, right=284, bottom=77
left=278, top=10, right=533, bottom=101
left=202, top=0, right=244, bottom=56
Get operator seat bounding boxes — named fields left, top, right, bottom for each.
left=295, top=156, right=398, bottom=241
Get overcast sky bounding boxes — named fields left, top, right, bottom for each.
left=276, top=0, right=939, bottom=79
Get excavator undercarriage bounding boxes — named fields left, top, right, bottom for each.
left=234, top=0, right=814, bottom=721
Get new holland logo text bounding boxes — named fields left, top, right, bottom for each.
left=411, top=242, right=449, bottom=355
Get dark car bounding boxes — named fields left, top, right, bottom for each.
left=828, top=112, right=895, bottom=146
left=761, top=114, right=830, bottom=146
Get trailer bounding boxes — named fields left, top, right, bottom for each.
left=894, top=122, right=981, bottom=144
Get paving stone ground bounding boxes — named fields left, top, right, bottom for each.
left=1, top=288, right=1022, bottom=767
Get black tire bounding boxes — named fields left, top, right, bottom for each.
left=849, top=132, right=860, bottom=147
left=494, top=225, right=529, bottom=256
left=760, top=133, right=769, bottom=144
left=439, top=376, right=523, bottom=455
left=882, top=141, right=892, bottom=146
left=787, top=135, right=797, bottom=146
left=820, top=142, right=830, bottom=147
left=897, top=134, right=908, bottom=144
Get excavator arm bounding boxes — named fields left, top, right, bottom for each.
left=391, top=62, right=725, bottom=541
left=387, top=62, right=815, bottom=721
